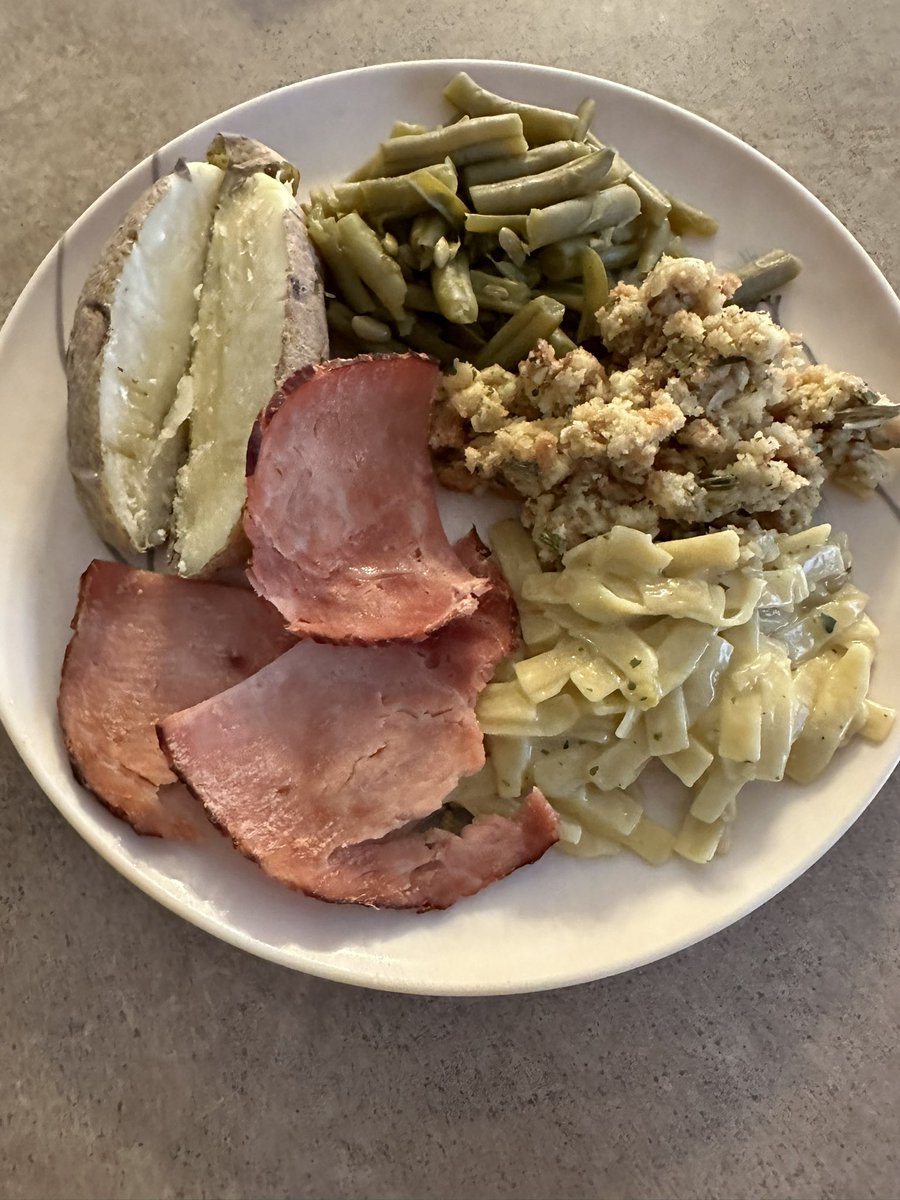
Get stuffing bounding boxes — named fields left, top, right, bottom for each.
left=431, top=257, right=899, bottom=564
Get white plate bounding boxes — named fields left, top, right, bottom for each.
left=1, top=60, right=899, bottom=996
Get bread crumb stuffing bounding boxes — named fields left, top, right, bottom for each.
left=431, top=257, right=898, bottom=563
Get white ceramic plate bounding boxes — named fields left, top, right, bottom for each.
left=2, top=60, right=899, bottom=996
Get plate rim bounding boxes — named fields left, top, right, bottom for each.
left=2, top=57, right=899, bottom=996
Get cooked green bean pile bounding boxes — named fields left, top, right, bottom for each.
left=305, top=72, right=796, bottom=367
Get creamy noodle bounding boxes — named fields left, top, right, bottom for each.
left=449, top=521, right=894, bottom=865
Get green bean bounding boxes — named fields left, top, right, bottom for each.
left=345, top=124, right=428, bottom=183
left=611, top=216, right=642, bottom=244
left=404, top=282, right=442, bottom=313
left=538, top=236, right=594, bottom=282
left=451, top=136, right=532, bottom=168
left=498, top=225, right=528, bottom=267
left=520, top=259, right=543, bottom=288
left=465, top=233, right=498, bottom=261
left=351, top=314, right=394, bottom=343
left=325, top=299, right=357, bottom=338
left=474, top=290, right=526, bottom=316
left=577, top=247, right=609, bottom=341
left=543, top=285, right=585, bottom=312
left=432, top=251, right=478, bottom=324
left=305, top=186, right=334, bottom=217
left=404, top=317, right=469, bottom=364
left=578, top=133, right=630, bottom=183
left=454, top=322, right=489, bottom=352
left=408, top=169, right=468, bottom=228
left=603, top=153, right=632, bottom=187
left=410, top=211, right=449, bottom=268
left=361, top=301, right=415, bottom=339
left=636, top=218, right=672, bottom=276
left=584, top=136, right=630, bottom=182
left=464, top=212, right=529, bottom=235
left=574, top=98, right=596, bottom=142
left=412, top=213, right=448, bottom=250
left=331, top=73, right=741, bottom=363
left=390, top=121, right=428, bottom=137
left=307, top=216, right=376, bottom=314
left=335, top=212, right=407, bottom=322
left=377, top=308, right=413, bottom=338
left=626, top=171, right=672, bottom=224
left=491, top=258, right=532, bottom=286
left=474, top=295, right=566, bottom=369
left=396, top=243, right=418, bottom=273
left=549, top=327, right=578, bottom=357
left=345, top=147, right=386, bottom=183
left=469, top=148, right=614, bottom=215
left=463, top=140, right=593, bottom=188
left=330, top=162, right=458, bottom=219
left=666, top=194, right=719, bottom=238
left=732, top=249, right=802, bottom=307
left=600, top=240, right=640, bottom=269
left=470, top=269, right=532, bottom=313
left=432, top=235, right=460, bottom=270
left=381, top=113, right=526, bottom=173
left=443, top=71, right=581, bottom=145
left=471, top=269, right=531, bottom=302
left=539, top=232, right=641, bottom=280
left=526, top=183, right=642, bottom=250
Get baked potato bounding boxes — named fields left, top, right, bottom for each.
left=171, top=136, right=329, bottom=577
left=66, top=135, right=329, bottom=574
left=67, top=160, right=223, bottom=555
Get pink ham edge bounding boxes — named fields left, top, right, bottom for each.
left=58, top=560, right=296, bottom=839
left=243, top=354, right=489, bottom=645
left=159, top=538, right=559, bottom=909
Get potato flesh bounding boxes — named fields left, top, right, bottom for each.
left=173, top=173, right=293, bottom=576
left=99, top=163, right=223, bottom=548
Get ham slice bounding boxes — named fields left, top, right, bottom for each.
left=282, top=791, right=559, bottom=910
left=243, top=354, right=489, bottom=644
left=159, top=539, right=559, bottom=909
left=58, top=560, right=296, bottom=839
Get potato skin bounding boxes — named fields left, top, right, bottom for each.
left=206, top=132, right=301, bottom=191
left=279, top=202, right=330, bottom=381
left=66, top=173, right=178, bottom=557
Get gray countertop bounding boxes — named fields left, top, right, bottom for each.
left=2, top=2, right=899, bottom=1198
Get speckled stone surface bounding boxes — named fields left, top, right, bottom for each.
left=2, top=3, right=899, bottom=1198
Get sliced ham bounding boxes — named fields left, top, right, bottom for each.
left=161, top=637, right=486, bottom=861
left=289, top=791, right=559, bottom=910
left=243, top=354, right=489, bottom=644
left=435, top=529, right=519, bottom=699
left=159, top=542, right=558, bottom=909
left=58, top=560, right=296, bottom=839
